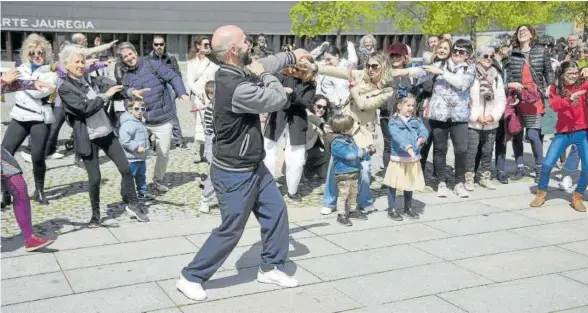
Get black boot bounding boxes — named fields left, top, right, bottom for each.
left=34, top=183, right=49, bottom=205
left=1, top=191, right=12, bottom=209
left=88, top=208, right=101, bottom=228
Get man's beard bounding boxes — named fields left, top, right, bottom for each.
left=238, top=50, right=252, bottom=66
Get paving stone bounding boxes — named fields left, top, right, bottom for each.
left=413, top=201, right=509, bottom=222
left=296, top=244, right=441, bottom=281
left=478, top=193, right=569, bottom=210
left=512, top=219, right=588, bottom=245
left=513, top=205, right=588, bottom=223
left=558, top=307, right=588, bottom=313
left=330, top=262, right=490, bottom=306
left=221, top=237, right=347, bottom=270
left=158, top=261, right=321, bottom=306
left=423, top=211, right=543, bottom=236
left=1, top=253, right=61, bottom=279
left=179, top=283, right=361, bottom=313
left=454, top=246, right=588, bottom=282
left=1, top=272, right=72, bottom=306
left=1, top=282, right=174, bottom=313
left=324, top=223, right=450, bottom=252
left=55, top=237, right=197, bottom=270
left=108, top=217, right=234, bottom=242
left=50, top=227, right=120, bottom=250
left=560, top=240, right=588, bottom=257
left=347, top=295, right=466, bottom=313
left=64, top=253, right=200, bottom=293
left=411, top=230, right=546, bottom=260
left=439, top=274, right=588, bottom=313
left=186, top=224, right=316, bottom=248
left=146, top=309, right=183, bottom=313
left=561, top=268, right=588, bottom=286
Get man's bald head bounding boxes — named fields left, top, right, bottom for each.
left=211, top=25, right=250, bottom=66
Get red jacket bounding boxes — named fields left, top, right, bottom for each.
left=549, top=81, right=588, bottom=133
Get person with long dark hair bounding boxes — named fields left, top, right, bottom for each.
left=531, top=61, right=588, bottom=212
left=303, top=94, right=331, bottom=181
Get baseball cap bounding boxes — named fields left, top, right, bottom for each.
left=387, top=42, right=408, bottom=56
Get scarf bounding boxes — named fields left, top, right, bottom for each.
left=476, top=64, right=498, bottom=98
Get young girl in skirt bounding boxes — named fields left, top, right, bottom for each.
left=384, top=94, right=429, bottom=221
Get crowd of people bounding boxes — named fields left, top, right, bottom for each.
left=1, top=23, right=588, bottom=299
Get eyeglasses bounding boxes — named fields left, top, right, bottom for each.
left=133, top=107, right=147, bottom=113
left=315, top=105, right=327, bottom=110
left=453, top=49, right=468, bottom=56
left=565, top=72, right=579, bottom=76
left=481, top=54, right=494, bottom=60
left=366, top=63, right=380, bottom=70
left=153, top=43, right=165, bottom=47
left=29, top=50, right=45, bottom=57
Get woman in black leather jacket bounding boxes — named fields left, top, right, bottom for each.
left=504, top=25, right=555, bottom=182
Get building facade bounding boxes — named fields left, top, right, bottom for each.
left=1, top=1, right=427, bottom=62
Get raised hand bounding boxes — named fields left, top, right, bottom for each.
left=105, top=85, right=124, bottom=97
left=132, top=88, right=151, bottom=100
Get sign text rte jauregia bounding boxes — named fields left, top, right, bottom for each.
left=1, top=18, right=95, bottom=30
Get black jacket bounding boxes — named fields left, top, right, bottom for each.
left=558, top=47, right=581, bottom=62
left=59, top=75, right=131, bottom=156
left=505, top=45, right=555, bottom=94
left=264, top=74, right=316, bottom=146
left=147, top=51, right=181, bottom=76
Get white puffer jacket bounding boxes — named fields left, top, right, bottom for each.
left=468, top=75, right=507, bottom=130
left=10, top=64, right=58, bottom=122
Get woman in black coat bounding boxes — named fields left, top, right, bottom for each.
left=263, top=58, right=317, bottom=201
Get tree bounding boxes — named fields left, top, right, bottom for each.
left=384, top=2, right=564, bottom=47
left=290, top=1, right=382, bottom=48
left=553, top=1, right=588, bottom=41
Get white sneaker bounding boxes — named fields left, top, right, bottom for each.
left=454, top=183, right=470, bottom=198
left=47, top=152, right=64, bottom=160
left=257, top=268, right=299, bottom=288
left=559, top=176, right=573, bottom=191
left=199, top=201, right=210, bottom=213
left=362, top=205, right=376, bottom=213
left=153, top=182, right=169, bottom=193
left=437, top=182, right=449, bottom=198
left=176, top=275, right=207, bottom=301
left=20, top=151, right=32, bottom=163
left=320, top=207, right=334, bottom=215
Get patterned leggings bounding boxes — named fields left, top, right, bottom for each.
left=3, top=174, right=33, bottom=239
left=466, top=128, right=497, bottom=174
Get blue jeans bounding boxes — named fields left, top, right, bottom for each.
left=564, top=145, right=580, bottom=175
left=538, top=131, right=588, bottom=193
left=121, top=160, right=147, bottom=196
left=323, top=157, right=373, bottom=209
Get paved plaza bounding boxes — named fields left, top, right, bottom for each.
left=2, top=74, right=588, bottom=312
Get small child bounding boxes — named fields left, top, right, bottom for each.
left=119, top=100, right=156, bottom=202
left=199, top=80, right=216, bottom=213
left=329, top=114, right=375, bottom=226
left=384, top=94, right=428, bottom=221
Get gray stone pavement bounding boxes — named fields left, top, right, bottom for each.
left=2, top=74, right=588, bottom=312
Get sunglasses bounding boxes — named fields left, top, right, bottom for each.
left=29, top=51, right=45, bottom=57
left=315, top=105, right=327, bottom=110
left=366, top=63, right=380, bottom=70
left=153, top=43, right=165, bottom=47
left=481, top=54, right=494, bottom=60
left=389, top=53, right=402, bottom=59
left=202, top=43, right=210, bottom=47
left=133, top=107, right=147, bottom=113
left=453, top=49, right=468, bottom=56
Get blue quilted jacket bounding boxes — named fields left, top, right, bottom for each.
left=120, top=59, right=187, bottom=125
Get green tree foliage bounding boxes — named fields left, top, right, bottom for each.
left=552, top=1, right=588, bottom=40
left=290, top=1, right=382, bottom=47
left=384, top=1, right=565, bottom=44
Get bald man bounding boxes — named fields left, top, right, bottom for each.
left=559, top=34, right=581, bottom=62
left=176, top=25, right=310, bottom=301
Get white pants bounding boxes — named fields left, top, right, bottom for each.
left=146, top=121, right=173, bottom=183
left=263, top=127, right=306, bottom=195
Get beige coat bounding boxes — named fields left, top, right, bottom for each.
left=319, top=66, right=418, bottom=148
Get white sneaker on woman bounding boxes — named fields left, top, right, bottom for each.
left=257, top=268, right=298, bottom=288
left=176, top=275, right=207, bottom=301
left=437, top=182, right=449, bottom=198
left=454, top=183, right=470, bottom=198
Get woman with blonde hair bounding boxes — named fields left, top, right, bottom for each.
left=1, top=33, right=58, bottom=205
left=302, top=51, right=421, bottom=214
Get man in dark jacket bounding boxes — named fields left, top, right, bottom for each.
left=558, top=34, right=581, bottom=62
left=146, top=35, right=186, bottom=148
left=116, top=42, right=189, bottom=193
left=176, top=24, right=310, bottom=302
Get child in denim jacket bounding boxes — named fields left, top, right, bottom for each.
left=329, top=114, right=376, bottom=226
left=384, top=94, right=428, bottom=221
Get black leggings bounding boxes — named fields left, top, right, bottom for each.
left=44, top=106, right=66, bottom=156
left=81, top=133, right=138, bottom=213
left=430, top=120, right=469, bottom=185
left=380, top=118, right=391, bottom=170
left=420, top=118, right=434, bottom=173
left=2, top=119, right=49, bottom=189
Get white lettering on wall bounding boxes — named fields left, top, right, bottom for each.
left=1, top=17, right=95, bottom=29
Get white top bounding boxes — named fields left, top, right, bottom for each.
left=186, top=56, right=219, bottom=106
left=10, top=64, right=58, bottom=122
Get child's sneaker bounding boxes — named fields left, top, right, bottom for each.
left=336, top=214, right=352, bottom=226
left=387, top=208, right=403, bottom=221
left=138, top=192, right=156, bottom=201
left=348, top=210, right=368, bottom=220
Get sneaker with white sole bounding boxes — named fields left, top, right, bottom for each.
left=559, top=176, right=573, bottom=191
left=47, top=152, right=64, bottom=160
left=176, top=275, right=207, bottom=301
left=153, top=181, right=169, bottom=193
left=437, top=182, right=449, bottom=198
left=199, top=201, right=210, bottom=213
left=454, top=183, right=469, bottom=198
left=20, top=151, right=32, bottom=163
left=320, top=207, right=334, bottom=215
left=257, top=268, right=298, bottom=288
left=362, top=205, right=376, bottom=213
